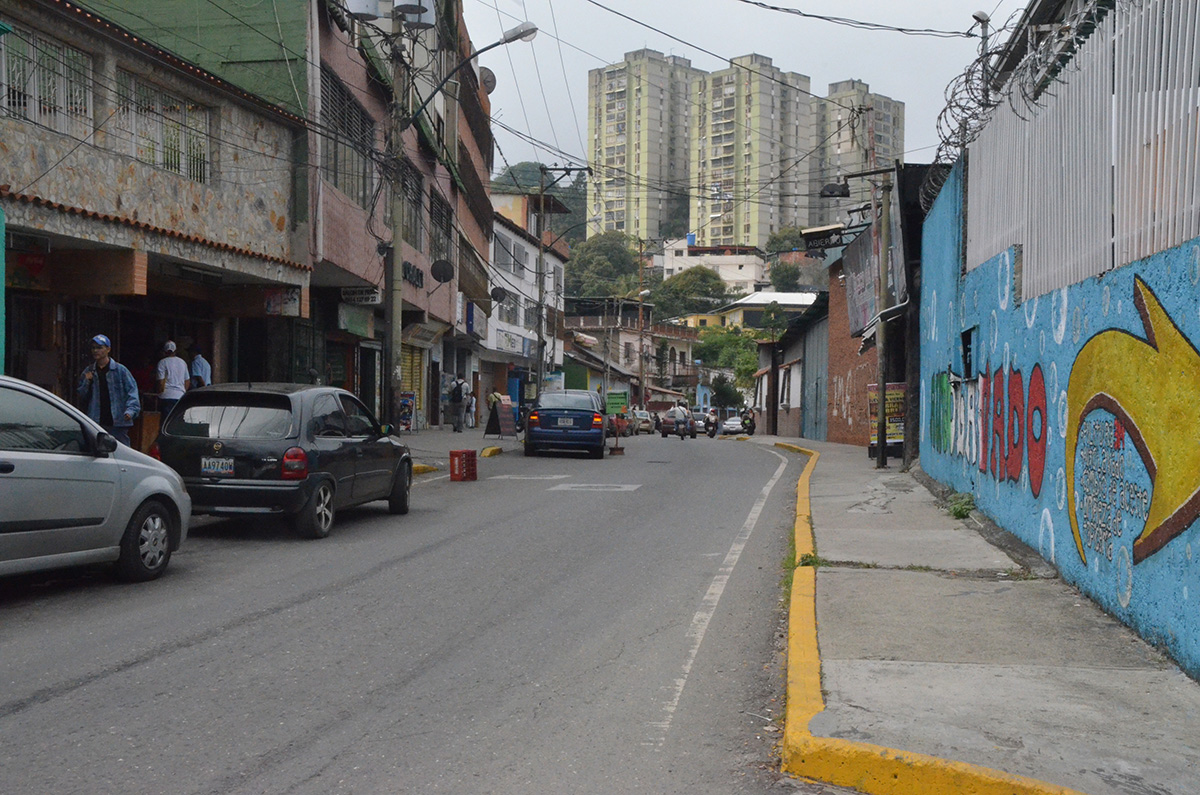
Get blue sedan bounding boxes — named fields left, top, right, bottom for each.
left=524, top=390, right=606, bottom=459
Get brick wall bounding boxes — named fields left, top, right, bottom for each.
left=825, top=260, right=875, bottom=446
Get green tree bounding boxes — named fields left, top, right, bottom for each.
left=650, top=267, right=728, bottom=319
left=760, top=301, right=789, bottom=341
left=565, top=232, right=638, bottom=298
left=710, top=373, right=743, bottom=409
left=693, top=326, right=758, bottom=388
left=765, top=226, right=807, bottom=253
left=769, top=260, right=802, bottom=292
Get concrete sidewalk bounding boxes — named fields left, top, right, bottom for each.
left=398, top=424, right=523, bottom=474
left=765, top=437, right=1200, bottom=795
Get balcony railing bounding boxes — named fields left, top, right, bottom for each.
left=565, top=315, right=699, bottom=340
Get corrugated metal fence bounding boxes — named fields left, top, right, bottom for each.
left=965, top=0, right=1199, bottom=300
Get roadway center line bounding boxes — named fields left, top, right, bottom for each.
left=647, top=449, right=790, bottom=749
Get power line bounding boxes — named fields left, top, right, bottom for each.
left=728, top=0, right=975, bottom=38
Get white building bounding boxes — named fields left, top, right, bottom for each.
left=659, top=240, right=768, bottom=295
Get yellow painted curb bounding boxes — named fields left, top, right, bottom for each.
left=480, top=446, right=503, bottom=458
left=412, top=464, right=438, bottom=475
left=780, top=445, right=1085, bottom=795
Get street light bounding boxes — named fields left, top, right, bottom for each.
left=386, top=19, right=536, bottom=429
left=399, top=22, right=536, bottom=132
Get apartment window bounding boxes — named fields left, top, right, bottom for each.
left=524, top=298, right=538, bottom=331
left=495, top=232, right=515, bottom=272
left=115, top=71, right=209, bottom=182
left=499, top=291, right=521, bottom=325
left=429, top=191, right=452, bottom=262
left=320, top=66, right=373, bottom=206
left=1, top=27, right=92, bottom=140
left=398, top=158, right=422, bottom=249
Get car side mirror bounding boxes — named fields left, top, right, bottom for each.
left=95, top=432, right=119, bottom=455
left=379, top=423, right=392, bottom=436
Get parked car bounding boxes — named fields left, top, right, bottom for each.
left=154, top=384, right=412, bottom=539
left=524, top=389, right=606, bottom=458
left=606, top=414, right=633, bottom=438
left=631, top=410, right=653, bottom=434
left=660, top=406, right=697, bottom=438
left=721, top=415, right=745, bottom=434
left=0, top=375, right=190, bottom=581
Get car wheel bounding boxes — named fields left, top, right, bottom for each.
left=116, top=499, right=173, bottom=582
left=690, top=430, right=697, bottom=439
left=524, top=442, right=537, bottom=456
left=661, top=430, right=668, bottom=438
left=293, top=481, right=335, bottom=539
left=590, top=444, right=605, bottom=459
left=388, top=462, right=411, bottom=515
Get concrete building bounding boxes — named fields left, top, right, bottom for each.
left=689, top=54, right=814, bottom=250
left=660, top=241, right=767, bottom=295
left=0, top=0, right=308, bottom=449
left=587, top=49, right=702, bottom=241
left=810, top=80, right=905, bottom=227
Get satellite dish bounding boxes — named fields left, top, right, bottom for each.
left=430, top=259, right=454, bottom=283
left=479, top=67, right=497, bottom=95
left=393, top=1, right=428, bottom=13
left=490, top=286, right=508, bottom=302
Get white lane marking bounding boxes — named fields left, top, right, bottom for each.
left=647, top=449, right=789, bottom=748
left=418, top=474, right=450, bottom=482
left=548, top=483, right=641, bottom=492
left=488, top=474, right=571, bottom=480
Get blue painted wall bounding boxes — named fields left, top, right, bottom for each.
left=920, top=161, right=1200, bottom=677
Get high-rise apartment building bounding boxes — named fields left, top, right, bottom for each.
left=587, top=49, right=702, bottom=240
left=810, top=80, right=905, bottom=226
left=689, top=54, right=814, bottom=249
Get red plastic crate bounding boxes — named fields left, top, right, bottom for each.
left=449, top=449, right=477, bottom=481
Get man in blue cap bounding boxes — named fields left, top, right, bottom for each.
left=77, top=334, right=140, bottom=446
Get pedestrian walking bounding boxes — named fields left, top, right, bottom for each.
left=466, top=392, right=477, bottom=428
left=448, top=374, right=469, bottom=432
left=156, top=340, right=190, bottom=418
left=77, top=334, right=140, bottom=446
left=188, top=343, right=212, bottom=388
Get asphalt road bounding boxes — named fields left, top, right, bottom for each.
left=0, top=435, right=845, bottom=794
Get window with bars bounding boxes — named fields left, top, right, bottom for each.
left=429, top=190, right=452, bottom=262
left=113, top=70, right=209, bottom=182
left=398, top=158, right=422, bottom=249
left=524, top=298, right=538, bottom=331
left=320, top=66, right=373, bottom=207
left=1, top=27, right=92, bottom=140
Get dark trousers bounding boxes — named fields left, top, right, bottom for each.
left=159, top=398, right=179, bottom=419
left=103, top=425, right=132, bottom=446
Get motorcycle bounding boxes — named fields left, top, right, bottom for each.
left=704, top=415, right=718, bottom=438
left=741, top=413, right=756, bottom=436
left=676, top=415, right=688, bottom=440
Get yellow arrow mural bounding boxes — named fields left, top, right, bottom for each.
left=1066, top=277, right=1200, bottom=564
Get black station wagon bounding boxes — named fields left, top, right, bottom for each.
left=154, top=384, right=412, bottom=538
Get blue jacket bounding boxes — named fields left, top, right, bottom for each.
left=77, top=360, right=141, bottom=429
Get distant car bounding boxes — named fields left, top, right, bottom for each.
left=660, top=406, right=697, bottom=438
left=691, top=409, right=707, bottom=428
left=155, top=383, right=412, bottom=539
left=606, top=414, right=633, bottom=438
left=0, top=375, right=190, bottom=582
left=524, top=389, right=606, bottom=458
left=721, top=415, right=745, bottom=434
left=632, top=410, right=653, bottom=434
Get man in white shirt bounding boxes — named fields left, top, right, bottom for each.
left=156, top=340, right=190, bottom=418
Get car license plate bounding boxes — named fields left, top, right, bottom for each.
left=556, top=417, right=574, bottom=427
left=200, top=456, right=235, bottom=476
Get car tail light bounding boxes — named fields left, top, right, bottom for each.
left=148, top=441, right=161, bottom=461
left=592, top=412, right=604, bottom=428
left=528, top=411, right=539, bottom=426
left=282, top=447, right=308, bottom=480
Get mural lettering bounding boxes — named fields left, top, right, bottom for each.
left=929, top=363, right=1046, bottom=497
left=1075, top=417, right=1150, bottom=561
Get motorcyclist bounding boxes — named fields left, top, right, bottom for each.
left=741, top=407, right=756, bottom=435
left=704, top=408, right=718, bottom=436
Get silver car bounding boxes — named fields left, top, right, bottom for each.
left=0, top=375, right=190, bottom=581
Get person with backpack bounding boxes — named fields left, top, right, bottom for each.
left=449, top=374, right=470, bottom=432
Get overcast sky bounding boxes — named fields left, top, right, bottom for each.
left=460, top=0, right=1028, bottom=174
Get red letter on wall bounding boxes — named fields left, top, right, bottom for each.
left=1027, top=364, right=1047, bottom=498
left=991, top=367, right=1006, bottom=479
left=1006, top=367, right=1024, bottom=483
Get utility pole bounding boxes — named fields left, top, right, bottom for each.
left=637, top=239, right=646, bottom=409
